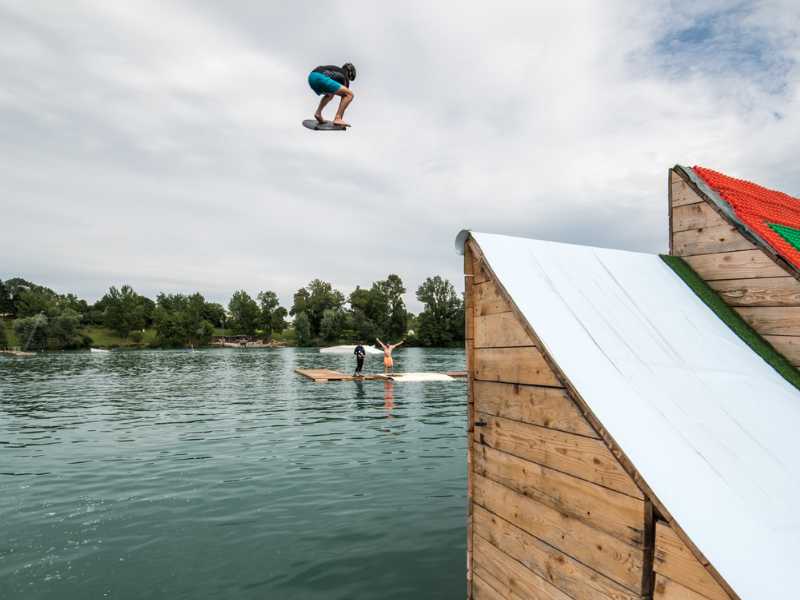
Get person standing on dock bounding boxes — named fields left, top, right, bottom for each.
left=353, top=342, right=366, bottom=377
left=376, top=338, right=403, bottom=375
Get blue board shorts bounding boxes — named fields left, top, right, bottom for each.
left=308, top=71, right=342, bottom=96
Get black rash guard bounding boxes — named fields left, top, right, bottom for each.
left=313, top=65, right=350, bottom=88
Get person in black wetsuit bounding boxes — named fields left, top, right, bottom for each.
left=353, top=342, right=366, bottom=377
left=307, top=63, right=356, bottom=127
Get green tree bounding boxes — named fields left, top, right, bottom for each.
left=202, top=302, right=226, bottom=328
left=228, top=290, right=260, bottom=335
left=415, top=276, right=464, bottom=346
left=271, top=306, right=288, bottom=335
left=102, top=285, right=146, bottom=338
left=319, top=308, right=348, bottom=342
left=257, top=291, right=280, bottom=340
left=153, top=293, right=214, bottom=347
left=0, top=318, right=7, bottom=350
left=50, top=308, right=88, bottom=349
left=0, top=280, right=12, bottom=315
left=291, top=280, right=344, bottom=337
left=293, top=312, right=312, bottom=346
left=14, top=314, right=49, bottom=351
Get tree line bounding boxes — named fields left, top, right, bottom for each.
left=0, top=273, right=464, bottom=351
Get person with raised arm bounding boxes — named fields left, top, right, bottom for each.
left=376, top=338, right=403, bottom=375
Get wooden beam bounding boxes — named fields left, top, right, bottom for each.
left=472, top=573, right=505, bottom=600
left=672, top=202, right=727, bottom=233
left=473, top=380, right=599, bottom=438
left=734, top=306, right=800, bottom=336
left=474, top=312, right=534, bottom=348
left=654, top=522, right=730, bottom=600
left=654, top=574, right=713, bottom=600
left=671, top=171, right=704, bottom=208
left=474, top=505, right=641, bottom=600
left=474, top=346, right=562, bottom=387
left=708, top=276, right=800, bottom=307
left=763, top=334, right=800, bottom=365
left=683, top=250, right=787, bottom=281
left=474, top=280, right=513, bottom=316
left=474, top=474, right=644, bottom=592
left=474, top=444, right=645, bottom=546
left=672, top=224, right=757, bottom=256
left=475, top=413, right=644, bottom=499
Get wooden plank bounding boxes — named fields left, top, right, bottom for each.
left=654, top=522, right=729, bottom=600
left=474, top=280, right=513, bottom=316
left=474, top=505, right=641, bottom=600
left=474, top=445, right=644, bottom=547
left=474, top=347, right=562, bottom=387
left=671, top=172, right=704, bottom=208
left=475, top=312, right=533, bottom=348
left=474, top=535, right=572, bottom=600
left=654, top=574, right=715, bottom=600
left=708, top=276, right=800, bottom=307
left=672, top=223, right=756, bottom=256
left=763, top=334, right=800, bottom=365
left=734, top=306, right=800, bottom=336
left=474, top=257, right=491, bottom=285
left=474, top=380, right=598, bottom=438
left=472, top=573, right=505, bottom=600
left=683, top=250, right=787, bottom=281
left=474, top=475, right=644, bottom=592
left=475, top=413, right=643, bottom=498
left=672, top=202, right=725, bottom=233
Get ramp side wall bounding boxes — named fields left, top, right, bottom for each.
left=669, top=168, right=800, bottom=366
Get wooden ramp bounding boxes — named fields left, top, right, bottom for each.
left=295, top=368, right=467, bottom=383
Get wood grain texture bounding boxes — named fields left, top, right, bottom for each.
left=654, top=522, right=730, bottom=600
left=672, top=223, right=756, bottom=256
left=474, top=445, right=644, bottom=546
left=671, top=172, right=704, bottom=208
left=474, top=506, right=642, bottom=600
left=474, top=280, right=513, bottom=316
left=654, top=574, right=715, bottom=600
left=474, top=312, right=534, bottom=348
left=473, top=475, right=644, bottom=592
left=763, top=334, right=800, bottom=365
left=475, top=413, right=644, bottom=498
left=472, top=573, right=505, bottom=600
left=473, top=380, right=598, bottom=437
left=672, top=202, right=725, bottom=233
left=474, top=534, right=571, bottom=600
left=708, top=276, right=800, bottom=307
left=734, top=306, right=800, bottom=336
left=474, top=347, right=562, bottom=387
left=683, top=250, right=787, bottom=281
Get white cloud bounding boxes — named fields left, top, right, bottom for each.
left=2, top=0, right=799, bottom=311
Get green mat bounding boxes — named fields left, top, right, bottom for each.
left=660, top=254, right=800, bottom=391
left=769, top=223, right=800, bottom=253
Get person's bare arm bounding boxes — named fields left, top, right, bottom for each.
left=376, top=338, right=386, bottom=349
left=391, top=340, right=404, bottom=350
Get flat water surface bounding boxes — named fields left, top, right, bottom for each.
left=0, top=348, right=467, bottom=599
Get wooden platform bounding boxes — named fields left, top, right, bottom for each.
left=295, top=369, right=467, bottom=383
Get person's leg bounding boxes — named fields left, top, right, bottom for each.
left=315, top=94, right=334, bottom=123
left=333, top=87, right=354, bottom=126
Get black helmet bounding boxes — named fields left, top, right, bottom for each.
left=343, top=62, right=356, bottom=81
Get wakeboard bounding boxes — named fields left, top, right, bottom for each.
left=302, top=119, right=348, bottom=131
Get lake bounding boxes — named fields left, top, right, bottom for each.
left=0, top=347, right=467, bottom=599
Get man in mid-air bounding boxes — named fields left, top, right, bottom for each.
left=376, top=338, right=403, bottom=375
left=307, top=63, right=356, bottom=127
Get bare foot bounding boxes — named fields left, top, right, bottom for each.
left=333, top=118, right=351, bottom=127
left=314, top=113, right=326, bottom=124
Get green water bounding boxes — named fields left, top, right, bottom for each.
left=0, top=348, right=467, bottom=599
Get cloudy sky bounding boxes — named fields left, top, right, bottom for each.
left=2, top=1, right=799, bottom=311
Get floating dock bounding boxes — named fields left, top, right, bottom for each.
left=295, top=369, right=467, bottom=383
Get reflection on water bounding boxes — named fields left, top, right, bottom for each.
left=0, top=347, right=467, bottom=600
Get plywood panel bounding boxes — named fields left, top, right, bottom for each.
left=671, top=172, right=704, bottom=208
left=474, top=445, right=644, bottom=546
left=474, top=256, right=492, bottom=284
left=683, top=250, right=787, bottom=281
left=473, top=380, right=598, bottom=437
left=474, top=347, right=562, bottom=387
left=672, top=224, right=756, bottom=256
left=474, top=506, right=641, bottom=600
left=708, top=276, right=800, bottom=307
left=474, top=280, right=513, bottom=316
left=672, top=202, right=725, bottom=233
left=654, top=522, right=729, bottom=600
left=654, top=574, right=712, bottom=600
left=475, top=312, right=533, bottom=348
left=474, top=475, right=644, bottom=592
left=763, top=334, right=800, bottom=365
left=472, top=573, right=505, bottom=600
left=474, top=535, right=571, bottom=600
left=734, top=306, right=800, bottom=336
left=476, top=414, right=643, bottom=498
